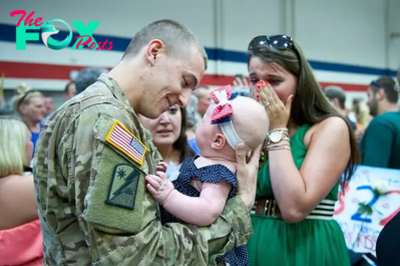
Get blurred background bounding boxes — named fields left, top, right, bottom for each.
left=1, top=0, right=399, bottom=109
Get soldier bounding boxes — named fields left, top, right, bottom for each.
left=34, top=19, right=260, bottom=266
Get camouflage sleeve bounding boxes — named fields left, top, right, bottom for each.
left=67, top=105, right=252, bottom=266
left=143, top=129, right=164, bottom=163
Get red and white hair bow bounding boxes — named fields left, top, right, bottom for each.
left=210, top=85, right=234, bottom=123
left=208, top=85, right=249, bottom=151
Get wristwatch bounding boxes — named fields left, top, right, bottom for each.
left=267, top=129, right=290, bottom=144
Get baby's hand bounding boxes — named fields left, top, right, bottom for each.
left=157, top=161, right=168, bottom=173
left=145, top=171, right=174, bottom=205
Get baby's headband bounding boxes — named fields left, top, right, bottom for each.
left=210, top=85, right=249, bottom=150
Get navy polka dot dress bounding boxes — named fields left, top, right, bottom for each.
left=160, top=156, right=250, bottom=266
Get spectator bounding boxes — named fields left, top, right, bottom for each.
left=0, top=115, right=43, bottom=266
left=13, top=84, right=46, bottom=152
left=63, top=81, right=76, bottom=100
left=185, top=95, right=201, bottom=154
left=323, top=85, right=357, bottom=130
left=43, top=96, right=55, bottom=116
left=376, top=69, right=400, bottom=266
left=75, top=67, right=108, bottom=94
left=41, top=96, right=55, bottom=125
left=139, top=104, right=195, bottom=176
left=360, top=77, right=400, bottom=169
left=192, top=85, right=211, bottom=117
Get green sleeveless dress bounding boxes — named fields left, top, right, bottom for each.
left=246, top=124, right=350, bottom=266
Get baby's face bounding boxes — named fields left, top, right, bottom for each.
left=195, top=103, right=219, bottom=151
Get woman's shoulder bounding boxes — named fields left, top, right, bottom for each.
left=304, top=116, right=349, bottom=146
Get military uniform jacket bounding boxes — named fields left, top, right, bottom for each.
left=33, top=74, right=253, bottom=266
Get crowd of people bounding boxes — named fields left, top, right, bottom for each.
left=0, top=19, right=399, bottom=266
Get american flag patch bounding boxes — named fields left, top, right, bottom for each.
left=105, top=121, right=149, bottom=166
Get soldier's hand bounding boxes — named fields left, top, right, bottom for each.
left=235, top=143, right=262, bottom=211
left=157, top=161, right=169, bottom=173
left=145, top=171, right=175, bottom=205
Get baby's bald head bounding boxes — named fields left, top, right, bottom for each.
left=231, top=96, right=269, bottom=150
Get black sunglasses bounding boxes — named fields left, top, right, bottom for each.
left=248, top=35, right=293, bottom=51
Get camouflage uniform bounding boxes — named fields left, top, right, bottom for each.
left=33, top=74, right=253, bottom=266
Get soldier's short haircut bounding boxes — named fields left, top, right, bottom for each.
left=122, top=19, right=208, bottom=70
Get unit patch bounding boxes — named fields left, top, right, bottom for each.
left=105, top=163, right=141, bottom=210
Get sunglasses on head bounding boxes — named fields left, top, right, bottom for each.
left=248, top=35, right=293, bottom=51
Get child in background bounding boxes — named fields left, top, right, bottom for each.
left=145, top=85, right=269, bottom=266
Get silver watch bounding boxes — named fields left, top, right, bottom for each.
left=269, top=131, right=284, bottom=143
left=268, top=129, right=289, bottom=144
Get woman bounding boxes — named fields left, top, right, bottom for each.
left=139, top=104, right=195, bottom=175
left=13, top=84, right=46, bottom=152
left=245, top=35, right=360, bottom=266
left=0, top=116, right=43, bottom=266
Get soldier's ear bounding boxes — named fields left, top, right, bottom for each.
left=146, top=40, right=164, bottom=66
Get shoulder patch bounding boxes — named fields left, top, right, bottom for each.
left=105, top=120, right=149, bottom=166
left=105, top=163, right=141, bottom=210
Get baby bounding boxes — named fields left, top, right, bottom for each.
left=145, top=85, right=269, bottom=266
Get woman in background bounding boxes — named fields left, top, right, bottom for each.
left=139, top=104, right=195, bottom=176
left=0, top=116, right=43, bottom=266
left=13, top=84, right=46, bottom=151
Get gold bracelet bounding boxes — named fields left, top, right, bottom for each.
left=267, top=145, right=291, bottom=151
left=269, top=127, right=289, bottom=132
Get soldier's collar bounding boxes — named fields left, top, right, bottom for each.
left=97, top=73, right=132, bottom=110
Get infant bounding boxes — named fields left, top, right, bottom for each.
left=145, top=85, right=270, bottom=266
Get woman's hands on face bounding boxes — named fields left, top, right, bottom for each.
left=255, top=80, right=294, bottom=130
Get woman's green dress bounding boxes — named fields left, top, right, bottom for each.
left=246, top=124, right=350, bottom=266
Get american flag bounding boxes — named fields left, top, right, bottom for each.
left=106, top=121, right=148, bottom=165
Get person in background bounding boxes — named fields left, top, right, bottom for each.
left=0, top=116, right=43, bottom=266
left=192, top=85, right=211, bottom=117
left=353, top=99, right=372, bottom=128
left=75, top=67, right=108, bottom=95
left=185, top=95, right=201, bottom=154
left=13, top=84, right=46, bottom=152
left=352, top=99, right=372, bottom=143
left=63, top=81, right=76, bottom=100
left=323, top=85, right=357, bottom=130
left=360, top=77, right=400, bottom=169
left=139, top=104, right=195, bottom=176
left=41, top=95, right=55, bottom=125
left=233, top=74, right=251, bottom=97
left=375, top=69, right=400, bottom=266
left=44, top=96, right=54, bottom=115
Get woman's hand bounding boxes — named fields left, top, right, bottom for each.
left=256, top=80, right=294, bottom=130
left=235, top=143, right=262, bottom=211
